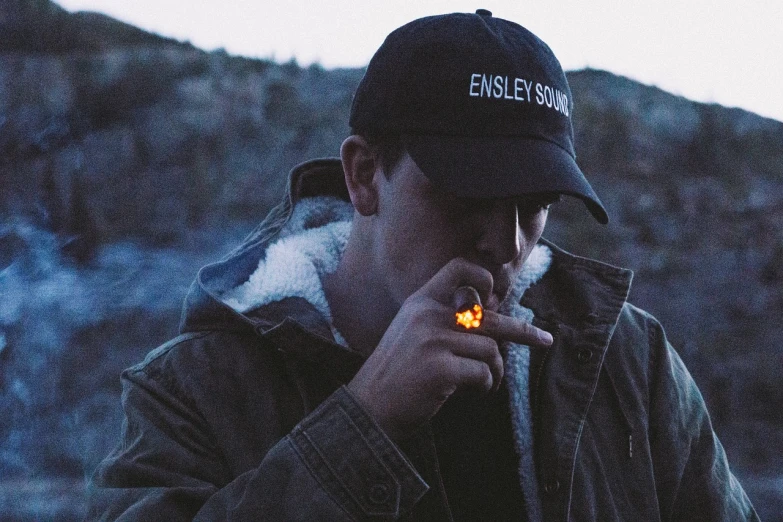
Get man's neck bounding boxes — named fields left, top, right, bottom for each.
left=322, top=242, right=397, bottom=357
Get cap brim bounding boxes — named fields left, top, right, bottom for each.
left=406, top=135, right=609, bottom=224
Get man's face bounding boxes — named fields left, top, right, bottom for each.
left=372, top=152, right=551, bottom=311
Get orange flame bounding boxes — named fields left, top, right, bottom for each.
left=456, top=304, right=483, bottom=329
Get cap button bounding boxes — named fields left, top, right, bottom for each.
left=475, top=9, right=492, bottom=17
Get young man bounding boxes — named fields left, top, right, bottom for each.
left=88, top=11, right=758, bottom=521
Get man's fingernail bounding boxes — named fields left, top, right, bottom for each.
left=540, top=331, right=554, bottom=345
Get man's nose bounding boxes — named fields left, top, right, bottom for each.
left=475, top=201, right=521, bottom=265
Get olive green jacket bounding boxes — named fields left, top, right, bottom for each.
left=88, top=159, right=758, bottom=521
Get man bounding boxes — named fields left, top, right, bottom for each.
left=88, top=10, right=758, bottom=521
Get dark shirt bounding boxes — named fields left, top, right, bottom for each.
left=432, top=386, right=527, bottom=521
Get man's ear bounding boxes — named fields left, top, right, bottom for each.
left=340, top=135, right=379, bottom=216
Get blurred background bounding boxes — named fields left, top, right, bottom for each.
left=1, top=0, right=782, bottom=519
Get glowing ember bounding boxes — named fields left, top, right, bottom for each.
left=456, top=304, right=483, bottom=329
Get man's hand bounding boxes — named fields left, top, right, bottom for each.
left=346, top=258, right=553, bottom=441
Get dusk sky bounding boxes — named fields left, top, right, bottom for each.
left=57, top=0, right=783, bottom=123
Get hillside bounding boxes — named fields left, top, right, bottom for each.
left=1, top=1, right=782, bottom=518
left=0, top=0, right=187, bottom=52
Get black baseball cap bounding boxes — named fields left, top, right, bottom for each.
left=349, top=10, right=608, bottom=224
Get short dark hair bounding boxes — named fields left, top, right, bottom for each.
left=359, top=133, right=407, bottom=178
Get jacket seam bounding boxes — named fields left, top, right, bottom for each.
left=291, top=388, right=416, bottom=517
left=647, top=318, right=662, bottom=422
left=565, top=327, right=617, bottom=521
left=541, top=237, right=631, bottom=279
left=286, top=436, right=359, bottom=521
left=301, top=412, right=401, bottom=517
left=125, top=330, right=234, bottom=484
left=127, top=331, right=212, bottom=374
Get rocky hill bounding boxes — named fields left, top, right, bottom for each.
left=1, top=0, right=782, bottom=518
left=0, top=0, right=185, bottom=52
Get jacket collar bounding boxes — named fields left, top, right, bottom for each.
left=522, top=238, right=633, bottom=333
left=179, top=158, right=349, bottom=335
left=181, top=158, right=633, bottom=372
left=227, top=241, right=633, bottom=400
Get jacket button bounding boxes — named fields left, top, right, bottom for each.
left=577, top=347, right=593, bottom=363
left=368, top=483, right=391, bottom=505
left=544, top=478, right=560, bottom=495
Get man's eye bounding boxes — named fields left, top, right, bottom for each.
left=517, top=201, right=553, bottom=215
left=517, top=203, right=548, bottom=215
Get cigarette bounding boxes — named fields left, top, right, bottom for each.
left=454, top=286, right=483, bottom=329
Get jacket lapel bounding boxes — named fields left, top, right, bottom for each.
left=522, top=240, right=633, bottom=520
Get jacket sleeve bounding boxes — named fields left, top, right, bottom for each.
left=647, top=323, right=759, bottom=521
left=86, top=341, right=428, bottom=521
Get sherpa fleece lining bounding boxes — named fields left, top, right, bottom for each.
left=221, top=195, right=550, bottom=521
left=221, top=196, right=353, bottom=345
